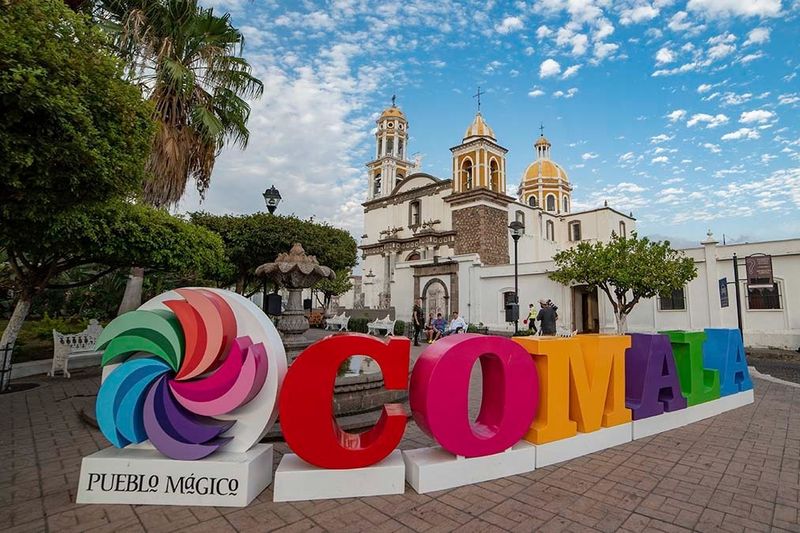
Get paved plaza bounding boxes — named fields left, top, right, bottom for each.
left=1, top=342, right=799, bottom=533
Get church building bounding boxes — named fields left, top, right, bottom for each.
left=340, top=100, right=800, bottom=349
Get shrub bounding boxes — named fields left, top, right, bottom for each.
left=349, top=318, right=369, bottom=333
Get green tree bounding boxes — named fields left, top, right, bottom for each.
left=0, top=0, right=154, bottom=231
left=549, top=232, right=697, bottom=334
left=1, top=201, right=227, bottom=353
left=315, top=269, right=354, bottom=311
left=190, top=212, right=358, bottom=296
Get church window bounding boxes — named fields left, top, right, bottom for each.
left=569, top=221, right=582, bottom=241
left=398, top=139, right=404, bottom=159
left=546, top=194, right=556, bottom=212
left=659, top=288, right=686, bottom=311
left=489, top=159, right=499, bottom=190
left=619, top=221, right=626, bottom=237
left=747, top=282, right=782, bottom=310
left=377, top=138, right=383, bottom=157
left=546, top=220, right=555, bottom=241
left=528, top=196, right=538, bottom=208
left=374, top=174, right=382, bottom=196
left=461, top=159, right=473, bottom=190
left=409, top=200, right=421, bottom=226
left=406, top=251, right=421, bottom=261
left=562, top=196, right=569, bottom=213
left=515, top=211, right=525, bottom=233
left=387, top=137, right=394, bottom=156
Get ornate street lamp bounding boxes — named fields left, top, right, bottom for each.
left=262, top=185, right=282, bottom=214
left=508, top=221, right=525, bottom=334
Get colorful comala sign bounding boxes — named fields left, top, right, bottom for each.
left=84, top=288, right=754, bottom=505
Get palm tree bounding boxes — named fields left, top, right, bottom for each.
left=97, top=0, right=263, bottom=312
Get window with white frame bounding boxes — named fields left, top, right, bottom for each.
left=546, top=220, right=555, bottom=241
left=747, top=282, right=782, bottom=310
left=562, top=196, right=569, bottom=213
left=528, top=195, right=538, bottom=207
left=659, top=288, right=686, bottom=310
left=569, top=221, right=582, bottom=241
left=409, top=200, right=421, bottom=226
left=546, top=194, right=556, bottom=212
left=619, top=221, right=627, bottom=237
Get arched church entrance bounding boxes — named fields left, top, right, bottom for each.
left=422, top=278, right=449, bottom=317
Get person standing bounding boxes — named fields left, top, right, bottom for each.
left=412, top=298, right=424, bottom=346
left=536, top=299, right=557, bottom=336
left=526, top=303, right=538, bottom=335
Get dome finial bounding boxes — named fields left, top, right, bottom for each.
left=391, top=93, right=396, bottom=107
left=473, top=86, right=485, bottom=112
left=539, top=122, right=545, bottom=136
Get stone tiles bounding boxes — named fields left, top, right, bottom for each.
left=1, top=347, right=799, bottom=532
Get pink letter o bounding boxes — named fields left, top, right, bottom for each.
left=410, top=334, right=539, bottom=457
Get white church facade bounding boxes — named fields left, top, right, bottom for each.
left=339, top=102, right=800, bottom=350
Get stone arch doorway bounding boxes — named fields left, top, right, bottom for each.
left=422, top=278, right=449, bottom=318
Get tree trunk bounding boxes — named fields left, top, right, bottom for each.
left=0, top=297, right=32, bottom=391
left=615, top=311, right=628, bottom=335
left=117, top=266, right=144, bottom=315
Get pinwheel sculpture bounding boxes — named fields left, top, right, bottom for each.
left=94, top=288, right=284, bottom=461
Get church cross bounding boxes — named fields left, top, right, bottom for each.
left=473, top=86, right=485, bottom=112
left=391, top=94, right=397, bottom=107
left=539, top=122, right=545, bottom=136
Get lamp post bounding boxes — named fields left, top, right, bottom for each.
left=262, top=186, right=282, bottom=312
left=508, top=221, right=525, bottom=334
left=262, top=185, right=282, bottom=214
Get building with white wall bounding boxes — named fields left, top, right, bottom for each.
left=343, top=101, right=799, bottom=349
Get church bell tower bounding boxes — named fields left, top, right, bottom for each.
left=366, top=97, right=415, bottom=200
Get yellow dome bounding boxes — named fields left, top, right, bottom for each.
left=380, top=106, right=406, bottom=120
left=463, top=112, right=496, bottom=141
left=523, top=159, right=569, bottom=182
left=534, top=135, right=551, bottom=147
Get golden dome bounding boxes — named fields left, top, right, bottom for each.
left=379, top=105, right=406, bottom=120
left=534, top=135, right=551, bottom=147
left=523, top=159, right=569, bottom=182
left=463, top=112, right=496, bottom=141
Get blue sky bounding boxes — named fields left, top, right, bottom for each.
left=183, top=0, right=800, bottom=248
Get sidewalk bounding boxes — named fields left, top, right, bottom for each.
left=1, top=350, right=799, bottom=532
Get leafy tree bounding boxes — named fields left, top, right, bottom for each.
left=549, top=232, right=697, bottom=334
left=190, top=212, right=358, bottom=296
left=1, top=201, right=227, bottom=353
left=99, top=0, right=264, bottom=207
left=0, top=0, right=154, bottom=231
left=315, top=269, right=354, bottom=311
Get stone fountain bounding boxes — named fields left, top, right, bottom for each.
left=256, top=243, right=334, bottom=358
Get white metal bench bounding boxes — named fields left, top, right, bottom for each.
left=325, top=312, right=351, bottom=331
left=367, top=315, right=396, bottom=337
left=50, top=319, right=103, bottom=378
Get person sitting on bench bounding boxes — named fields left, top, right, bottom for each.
left=443, top=311, right=467, bottom=336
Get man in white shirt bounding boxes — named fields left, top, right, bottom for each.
left=444, top=311, right=467, bottom=336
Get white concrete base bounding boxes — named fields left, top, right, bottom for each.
left=633, top=389, right=754, bottom=440
left=534, top=423, right=632, bottom=468
left=76, top=444, right=272, bottom=507
left=273, top=450, right=405, bottom=502
left=402, top=442, right=536, bottom=494
left=11, top=352, right=101, bottom=380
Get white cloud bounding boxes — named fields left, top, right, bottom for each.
left=778, top=93, right=800, bottom=105
left=536, top=25, right=552, bottom=39
left=668, top=11, right=706, bottom=34
left=620, top=4, right=660, bottom=25
left=539, top=58, right=562, bottom=78
left=721, top=127, right=760, bottom=140
left=553, top=88, right=579, bottom=98
left=593, top=42, right=619, bottom=61
left=739, top=109, right=775, bottom=123
left=720, top=92, right=753, bottom=106
left=652, top=156, right=669, bottom=163
left=739, top=52, right=764, bottom=64
left=650, top=133, right=674, bottom=143
left=703, top=142, right=722, bottom=153
left=561, top=64, right=582, bottom=79
left=744, top=27, right=771, bottom=46
left=582, top=152, right=599, bottom=160
left=707, top=33, right=737, bottom=60
left=666, top=109, right=687, bottom=122
left=619, top=151, right=636, bottom=162
left=687, top=113, right=729, bottom=128
left=528, top=88, right=546, bottom=97
left=524, top=46, right=535, bottom=56
left=697, top=83, right=714, bottom=93
left=496, top=16, right=524, bottom=35
left=655, top=47, right=675, bottom=65
left=687, top=0, right=782, bottom=18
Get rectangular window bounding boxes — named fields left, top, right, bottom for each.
left=659, top=288, right=686, bottom=310
left=409, top=200, right=421, bottom=227
left=619, top=221, right=626, bottom=237
left=570, top=222, right=582, bottom=241
left=546, top=220, right=555, bottom=241
left=747, top=282, right=781, bottom=310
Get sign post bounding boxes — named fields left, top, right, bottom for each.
left=719, top=278, right=729, bottom=308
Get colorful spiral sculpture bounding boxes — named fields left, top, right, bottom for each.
left=95, top=288, right=276, bottom=460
